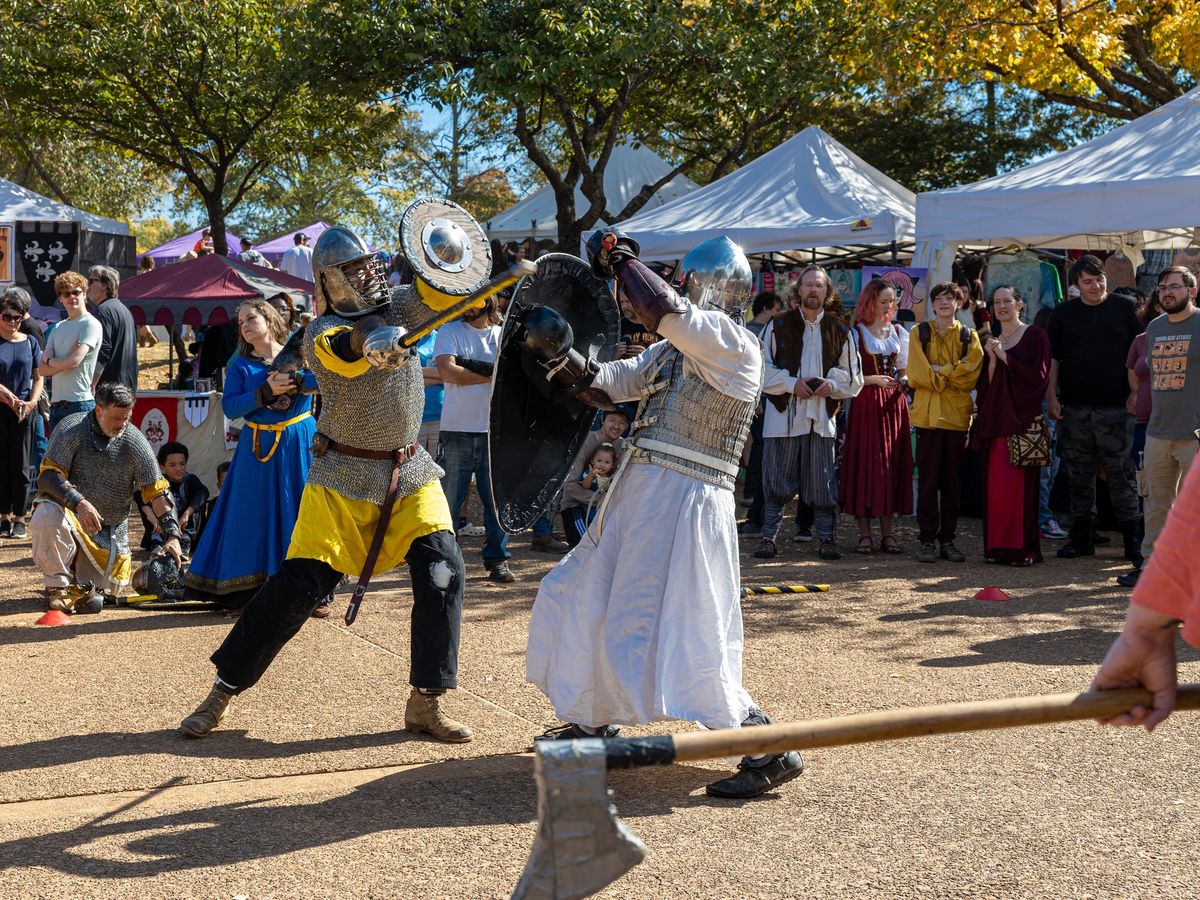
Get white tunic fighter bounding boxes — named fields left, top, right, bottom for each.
left=526, top=233, right=804, bottom=799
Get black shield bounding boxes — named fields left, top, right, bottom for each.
left=488, top=253, right=621, bottom=533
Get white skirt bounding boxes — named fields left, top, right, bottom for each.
left=526, top=463, right=754, bottom=729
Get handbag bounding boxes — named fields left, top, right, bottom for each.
left=1007, top=415, right=1052, bottom=467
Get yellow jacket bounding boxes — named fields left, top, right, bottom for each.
left=906, top=320, right=983, bottom=431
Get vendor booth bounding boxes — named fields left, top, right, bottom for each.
left=487, top=142, right=699, bottom=246
left=121, top=252, right=314, bottom=326
left=914, top=86, right=1200, bottom=287
left=132, top=391, right=232, bottom=492
left=0, top=176, right=135, bottom=319
left=145, top=227, right=244, bottom=265
left=605, top=127, right=916, bottom=265
left=252, top=221, right=329, bottom=267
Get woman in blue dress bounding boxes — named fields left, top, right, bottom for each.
left=184, top=299, right=319, bottom=610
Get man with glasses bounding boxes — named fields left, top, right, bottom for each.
left=37, top=272, right=102, bottom=434
left=1118, top=266, right=1200, bottom=587
left=87, top=265, right=138, bottom=392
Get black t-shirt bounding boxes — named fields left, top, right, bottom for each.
left=1046, top=294, right=1143, bottom=407
left=93, top=298, right=140, bottom=391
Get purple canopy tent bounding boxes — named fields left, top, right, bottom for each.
left=144, top=227, right=244, bottom=264
left=252, top=221, right=330, bottom=266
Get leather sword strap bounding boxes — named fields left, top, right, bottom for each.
left=341, top=440, right=420, bottom=627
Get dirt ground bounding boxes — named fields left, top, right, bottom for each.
left=1, top=507, right=1198, bottom=899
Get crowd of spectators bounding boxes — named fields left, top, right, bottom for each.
left=4, top=242, right=1196, bottom=612
left=735, top=254, right=1198, bottom=579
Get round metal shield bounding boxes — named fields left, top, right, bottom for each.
left=399, top=198, right=491, bottom=298
left=488, top=253, right=621, bottom=533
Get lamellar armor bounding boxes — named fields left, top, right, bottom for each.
left=303, top=285, right=443, bottom=505
left=626, top=347, right=757, bottom=490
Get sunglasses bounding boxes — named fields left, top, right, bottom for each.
left=58, top=289, right=84, bottom=297
left=0, top=313, right=22, bottom=324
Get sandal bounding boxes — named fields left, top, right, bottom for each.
left=855, top=536, right=874, bottom=554
left=881, top=535, right=903, bottom=554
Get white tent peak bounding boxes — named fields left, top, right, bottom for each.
left=486, top=142, right=698, bottom=243
left=0, top=175, right=130, bottom=235
left=916, top=85, right=1200, bottom=251
left=609, top=126, right=915, bottom=261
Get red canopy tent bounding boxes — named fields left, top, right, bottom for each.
left=121, top=253, right=315, bottom=326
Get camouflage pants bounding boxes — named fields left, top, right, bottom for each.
left=1057, top=405, right=1139, bottom=523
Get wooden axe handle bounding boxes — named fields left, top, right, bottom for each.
left=661, top=685, right=1200, bottom=765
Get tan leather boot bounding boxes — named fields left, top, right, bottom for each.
left=180, top=686, right=234, bottom=738
left=45, top=587, right=75, bottom=613
left=404, top=689, right=474, bottom=743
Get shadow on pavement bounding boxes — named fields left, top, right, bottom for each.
left=0, top=755, right=731, bottom=880
left=0, top=608, right=227, bottom=646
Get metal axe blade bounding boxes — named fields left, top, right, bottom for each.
left=514, top=685, right=1200, bottom=898
left=511, top=739, right=646, bottom=900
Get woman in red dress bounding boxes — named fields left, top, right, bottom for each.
left=970, top=285, right=1052, bottom=566
left=840, top=278, right=913, bottom=554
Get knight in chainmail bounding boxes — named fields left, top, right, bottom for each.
left=524, top=233, right=806, bottom=800
left=179, top=222, right=475, bottom=745
left=29, top=382, right=182, bottom=612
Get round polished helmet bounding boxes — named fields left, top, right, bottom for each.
left=676, top=236, right=753, bottom=322
left=312, top=226, right=390, bottom=318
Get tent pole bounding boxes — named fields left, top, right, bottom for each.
left=167, top=326, right=174, bottom=387
left=890, top=241, right=898, bottom=264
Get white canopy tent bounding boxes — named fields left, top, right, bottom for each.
left=604, top=126, right=915, bottom=262
left=0, top=176, right=130, bottom=235
left=486, top=143, right=698, bottom=244
left=914, top=86, right=1200, bottom=284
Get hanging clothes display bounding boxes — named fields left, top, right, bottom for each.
left=827, top=268, right=861, bottom=307
left=1103, top=251, right=1137, bottom=289
left=984, top=251, right=1061, bottom=321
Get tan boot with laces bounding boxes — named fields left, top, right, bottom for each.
left=404, top=689, right=474, bottom=743
left=180, top=686, right=235, bottom=738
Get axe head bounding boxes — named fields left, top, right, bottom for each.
left=512, top=739, right=646, bottom=900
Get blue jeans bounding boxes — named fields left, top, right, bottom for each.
left=1038, top=402, right=1060, bottom=526
left=48, top=400, right=95, bottom=436
left=439, top=431, right=510, bottom=566
left=532, top=510, right=553, bottom=538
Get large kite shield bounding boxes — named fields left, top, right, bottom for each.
left=489, top=253, right=621, bottom=534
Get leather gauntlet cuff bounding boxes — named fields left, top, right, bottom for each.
left=37, top=469, right=82, bottom=510
left=616, top=259, right=687, bottom=333
left=157, top=509, right=182, bottom=542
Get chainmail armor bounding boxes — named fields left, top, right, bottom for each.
left=304, top=284, right=443, bottom=504
left=38, top=411, right=163, bottom=556
left=627, top=348, right=756, bottom=490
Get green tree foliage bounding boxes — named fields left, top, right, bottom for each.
left=0, top=127, right=169, bottom=226
left=0, top=0, right=417, bottom=254
left=864, top=0, right=1197, bottom=120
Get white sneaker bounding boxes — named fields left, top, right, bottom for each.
left=458, top=523, right=486, bottom=537
left=1040, top=519, right=1068, bottom=539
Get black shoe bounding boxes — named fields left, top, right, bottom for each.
left=11, top=521, right=27, bottom=539
left=0, top=520, right=10, bottom=538
left=939, top=542, right=966, bottom=563
left=818, top=540, right=841, bottom=560
left=534, top=722, right=621, bottom=742
left=917, top=542, right=938, bottom=563
left=706, top=751, right=805, bottom=799
left=486, top=561, right=515, bottom=583
left=737, top=521, right=763, bottom=537
left=1116, top=567, right=1142, bottom=588
left=1056, top=541, right=1095, bottom=559
left=753, top=538, right=777, bottom=559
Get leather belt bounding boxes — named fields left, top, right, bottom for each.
left=326, top=439, right=420, bottom=465
left=327, top=436, right=421, bottom=627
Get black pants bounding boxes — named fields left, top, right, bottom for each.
left=0, top=407, right=32, bottom=516
left=211, top=530, right=465, bottom=692
left=743, top=409, right=765, bottom=526
left=915, top=427, right=967, bottom=544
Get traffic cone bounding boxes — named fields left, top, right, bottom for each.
left=974, top=586, right=1009, bottom=602
left=34, top=609, right=73, bottom=626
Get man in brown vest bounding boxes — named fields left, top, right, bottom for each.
left=757, top=266, right=863, bottom=559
